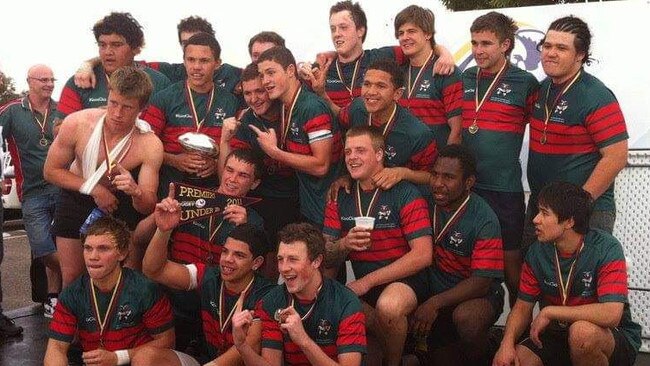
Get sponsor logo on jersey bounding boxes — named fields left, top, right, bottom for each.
left=175, top=113, right=192, bottom=119
left=88, top=97, right=107, bottom=103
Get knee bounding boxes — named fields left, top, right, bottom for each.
left=452, top=307, right=489, bottom=341
left=568, top=320, right=601, bottom=355
left=374, top=290, right=414, bottom=327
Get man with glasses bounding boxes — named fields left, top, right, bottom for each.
left=45, top=216, right=175, bottom=366
left=0, top=64, right=62, bottom=318
left=54, top=12, right=170, bottom=129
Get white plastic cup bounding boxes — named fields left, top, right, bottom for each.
left=354, top=216, right=375, bottom=229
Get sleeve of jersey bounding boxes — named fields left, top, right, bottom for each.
left=337, top=105, right=351, bottom=131
left=596, top=243, right=628, bottom=303
left=55, top=79, right=83, bottom=119
left=470, top=220, right=504, bottom=279
left=139, top=93, right=167, bottom=136
left=441, top=71, right=464, bottom=118
left=584, top=100, right=628, bottom=149
left=47, top=297, right=78, bottom=343
left=142, top=284, right=174, bottom=335
left=518, top=260, right=540, bottom=303
left=407, top=130, right=437, bottom=173
left=336, top=299, right=367, bottom=355
left=524, top=85, right=539, bottom=123
left=258, top=297, right=284, bottom=350
left=194, top=263, right=207, bottom=291
left=322, top=200, right=342, bottom=238
left=399, top=192, right=432, bottom=241
left=305, top=112, right=333, bottom=144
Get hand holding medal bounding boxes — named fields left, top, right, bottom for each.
left=277, top=306, right=311, bottom=346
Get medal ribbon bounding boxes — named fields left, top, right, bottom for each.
left=542, top=70, right=582, bottom=141
left=90, top=269, right=124, bottom=348
left=219, top=276, right=255, bottom=333
left=184, top=81, right=216, bottom=132
left=406, top=51, right=435, bottom=100
left=433, top=194, right=471, bottom=245
left=335, top=51, right=364, bottom=100
left=280, top=87, right=302, bottom=148
left=355, top=181, right=380, bottom=217
left=473, top=61, right=509, bottom=124
left=367, top=103, right=398, bottom=136
left=290, top=282, right=323, bottom=322
left=102, top=126, right=134, bottom=179
left=553, top=239, right=585, bottom=306
left=27, top=99, right=51, bottom=141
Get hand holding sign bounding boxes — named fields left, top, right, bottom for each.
left=174, top=182, right=262, bottom=224
left=154, top=183, right=181, bottom=232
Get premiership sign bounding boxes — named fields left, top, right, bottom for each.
left=175, top=182, right=262, bottom=223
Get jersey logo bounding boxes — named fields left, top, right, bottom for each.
left=214, top=108, right=226, bottom=121
left=555, top=100, right=569, bottom=115
left=450, top=231, right=464, bottom=247
left=543, top=278, right=558, bottom=288
left=117, top=304, right=134, bottom=324
left=496, top=83, right=512, bottom=97
left=384, top=145, right=397, bottom=161
left=290, top=123, right=300, bottom=137
left=85, top=316, right=97, bottom=326
left=316, top=319, right=333, bottom=339
left=378, top=205, right=392, bottom=221
left=88, top=97, right=107, bottom=103
left=581, top=271, right=593, bottom=289
left=419, top=80, right=431, bottom=92
left=215, top=79, right=227, bottom=88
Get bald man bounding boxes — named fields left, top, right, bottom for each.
left=0, top=64, right=62, bottom=318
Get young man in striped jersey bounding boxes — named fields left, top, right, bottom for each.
left=462, top=11, right=539, bottom=306
left=493, top=182, right=640, bottom=366
left=524, top=16, right=628, bottom=249
left=323, top=126, right=433, bottom=366
left=410, top=144, right=504, bottom=365
left=233, top=222, right=366, bottom=366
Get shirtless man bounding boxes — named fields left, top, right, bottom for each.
left=44, top=66, right=163, bottom=288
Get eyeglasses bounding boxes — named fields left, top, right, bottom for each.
left=83, top=244, right=119, bottom=254
left=29, top=77, right=57, bottom=83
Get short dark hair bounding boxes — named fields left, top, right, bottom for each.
left=228, top=223, right=270, bottom=258
left=93, top=12, right=145, bottom=49
left=394, top=5, right=436, bottom=48
left=544, top=15, right=592, bottom=65
left=82, top=216, right=131, bottom=252
left=367, top=59, right=404, bottom=89
left=278, top=223, right=325, bottom=262
left=257, top=46, right=296, bottom=71
left=240, top=63, right=261, bottom=83
left=470, top=11, right=518, bottom=56
left=537, top=182, right=592, bottom=235
left=225, top=148, right=264, bottom=181
left=330, top=1, right=368, bottom=43
left=177, top=16, right=215, bottom=44
left=248, top=32, right=285, bottom=56
left=108, top=66, right=153, bottom=108
left=437, top=144, right=477, bottom=180
left=183, top=32, right=221, bottom=60
left=346, top=125, right=385, bottom=152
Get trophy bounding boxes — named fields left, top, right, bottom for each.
left=178, top=132, right=219, bottom=179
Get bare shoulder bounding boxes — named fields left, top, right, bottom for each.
left=135, top=131, right=163, bottom=162
left=60, top=108, right=105, bottom=136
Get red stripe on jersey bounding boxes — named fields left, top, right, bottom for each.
left=471, top=238, right=504, bottom=272
left=584, top=102, right=627, bottom=144
left=57, top=86, right=83, bottom=116
left=408, top=139, right=437, bottom=172
left=142, top=295, right=173, bottom=331
left=140, top=104, right=166, bottom=136
left=400, top=199, right=432, bottom=236
left=323, top=201, right=342, bottom=233
left=337, top=311, right=367, bottom=347
left=230, top=137, right=251, bottom=150
left=529, top=118, right=598, bottom=154
left=171, top=231, right=221, bottom=265
left=338, top=107, right=351, bottom=130
left=461, top=102, right=527, bottom=134
left=303, top=113, right=332, bottom=134
left=79, top=324, right=152, bottom=351
left=146, top=62, right=161, bottom=71
left=258, top=305, right=283, bottom=343
left=435, top=246, right=471, bottom=278
left=518, top=262, right=540, bottom=299
left=0, top=99, right=21, bottom=114
left=202, top=309, right=229, bottom=351
left=285, top=343, right=338, bottom=364
left=49, top=302, right=78, bottom=338
left=402, top=98, right=447, bottom=125
left=597, top=260, right=628, bottom=298
left=443, top=81, right=464, bottom=115
left=285, top=139, right=312, bottom=155
left=328, top=89, right=359, bottom=109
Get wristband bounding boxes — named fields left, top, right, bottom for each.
left=115, top=350, right=130, bottom=365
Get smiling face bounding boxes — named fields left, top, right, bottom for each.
left=329, top=10, right=365, bottom=60
left=361, top=69, right=401, bottom=115
left=430, top=157, right=474, bottom=209
left=98, top=34, right=139, bottom=74
left=27, top=65, right=55, bottom=100
left=83, top=234, right=128, bottom=283
left=277, top=240, right=321, bottom=297
left=242, top=77, right=272, bottom=116
left=345, top=134, right=383, bottom=182
left=397, top=22, right=431, bottom=60
left=183, top=44, right=220, bottom=91
left=471, top=30, right=510, bottom=73
left=540, top=30, right=585, bottom=84
left=219, top=237, right=262, bottom=283
left=258, top=59, right=293, bottom=103
left=218, top=156, right=260, bottom=197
